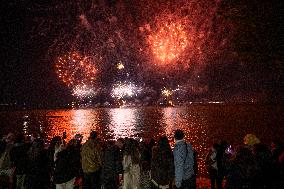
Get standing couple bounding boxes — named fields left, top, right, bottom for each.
left=150, top=129, right=196, bottom=189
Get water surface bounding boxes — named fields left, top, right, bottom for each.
left=1, top=105, right=283, bottom=175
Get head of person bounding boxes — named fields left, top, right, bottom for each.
left=271, top=139, right=284, bottom=152
left=243, top=134, right=260, bottom=146
left=124, top=138, right=140, bottom=164
left=174, top=129, right=184, bottom=141
left=157, top=136, right=171, bottom=153
left=5, top=132, right=15, bottom=143
left=74, top=134, right=83, bottom=144
left=115, top=138, right=125, bottom=149
left=89, top=131, right=98, bottom=140
left=67, top=139, right=77, bottom=148
left=49, top=136, right=62, bottom=150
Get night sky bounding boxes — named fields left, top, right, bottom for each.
left=0, top=0, right=283, bottom=108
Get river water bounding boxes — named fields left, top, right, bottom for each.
left=0, top=105, right=283, bottom=175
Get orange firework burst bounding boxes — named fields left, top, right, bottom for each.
left=55, top=51, right=97, bottom=88
left=148, top=18, right=188, bottom=64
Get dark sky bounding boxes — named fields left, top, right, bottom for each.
left=0, top=0, right=283, bottom=107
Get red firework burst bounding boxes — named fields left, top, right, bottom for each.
left=55, top=51, right=97, bottom=88
left=148, top=20, right=188, bottom=64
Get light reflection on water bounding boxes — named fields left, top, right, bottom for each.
left=108, top=108, right=139, bottom=139
left=42, top=107, right=208, bottom=175
left=0, top=105, right=283, bottom=176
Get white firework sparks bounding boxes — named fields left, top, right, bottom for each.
left=72, top=85, right=96, bottom=99
left=111, top=82, right=142, bottom=99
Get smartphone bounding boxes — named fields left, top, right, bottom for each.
left=225, top=145, right=234, bottom=155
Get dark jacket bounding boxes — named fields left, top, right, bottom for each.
left=10, top=142, right=28, bottom=175
left=26, top=149, right=50, bottom=189
left=102, top=144, right=123, bottom=182
left=150, top=146, right=174, bottom=186
left=54, top=146, right=80, bottom=184
left=225, top=148, right=260, bottom=189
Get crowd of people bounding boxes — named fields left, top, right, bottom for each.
left=0, top=130, right=283, bottom=189
left=205, top=134, right=284, bottom=189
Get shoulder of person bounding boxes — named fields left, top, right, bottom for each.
left=174, top=142, right=183, bottom=149
left=185, top=142, right=192, bottom=146
left=186, top=143, right=194, bottom=151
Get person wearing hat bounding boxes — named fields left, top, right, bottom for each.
left=243, top=134, right=260, bottom=146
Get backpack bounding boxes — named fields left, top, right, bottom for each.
left=183, top=142, right=197, bottom=176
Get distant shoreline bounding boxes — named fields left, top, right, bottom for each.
left=0, top=102, right=282, bottom=112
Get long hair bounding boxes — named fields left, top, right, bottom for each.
left=48, top=136, right=61, bottom=151
left=156, top=136, right=172, bottom=166
left=124, top=138, right=140, bottom=164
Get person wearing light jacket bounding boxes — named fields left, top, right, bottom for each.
left=173, top=129, right=196, bottom=189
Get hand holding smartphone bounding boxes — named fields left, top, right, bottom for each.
left=225, top=145, right=234, bottom=155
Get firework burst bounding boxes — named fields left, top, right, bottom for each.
left=148, top=16, right=189, bottom=64
left=55, top=51, right=97, bottom=97
left=139, top=0, right=233, bottom=73
left=30, top=0, right=235, bottom=100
